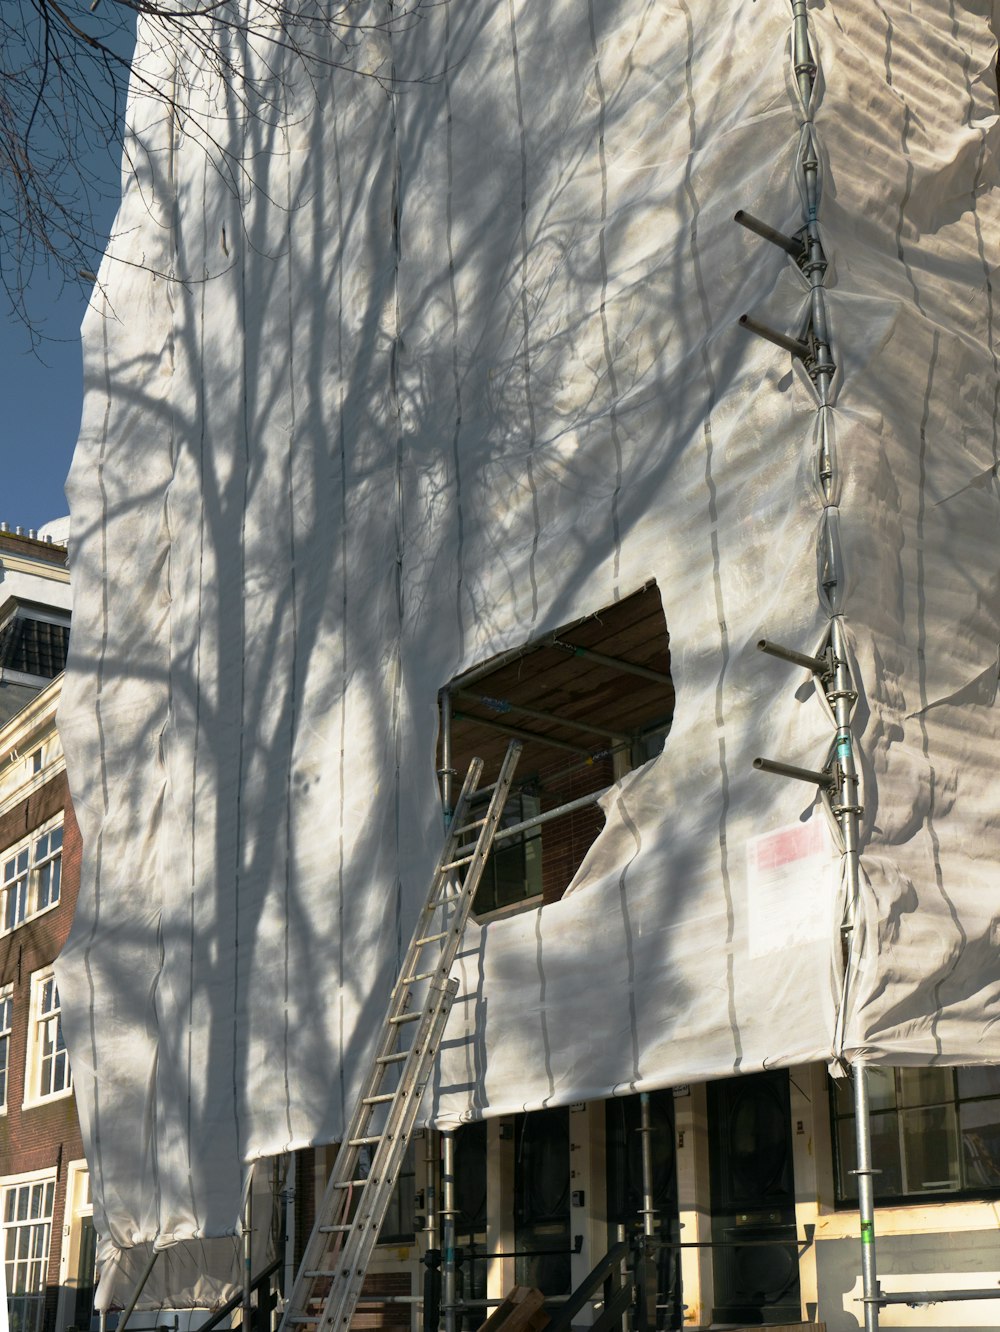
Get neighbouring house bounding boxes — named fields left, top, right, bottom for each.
left=0, top=525, right=93, bottom=1332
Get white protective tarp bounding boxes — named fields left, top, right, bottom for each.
left=57, top=0, right=1000, bottom=1268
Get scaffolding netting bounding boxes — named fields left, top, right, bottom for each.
left=56, top=0, right=1000, bottom=1277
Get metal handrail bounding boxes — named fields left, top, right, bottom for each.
left=197, top=1258, right=282, bottom=1332
left=545, top=1240, right=629, bottom=1332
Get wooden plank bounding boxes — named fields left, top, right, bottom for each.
left=448, top=581, right=675, bottom=786
left=474, top=1286, right=549, bottom=1332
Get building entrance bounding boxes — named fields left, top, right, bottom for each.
left=605, top=1092, right=682, bottom=1330
left=514, top=1108, right=572, bottom=1296
left=707, top=1070, right=799, bottom=1325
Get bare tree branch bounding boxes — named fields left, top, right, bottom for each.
left=0, top=0, right=434, bottom=345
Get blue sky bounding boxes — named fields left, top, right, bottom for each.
left=2, top=271, right=99, bottom=533
left=2, top=4, right=132, bottom=534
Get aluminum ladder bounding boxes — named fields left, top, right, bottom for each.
left=279, top=740, right=522, bottom=1332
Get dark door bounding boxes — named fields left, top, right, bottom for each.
left=708, top=1071, right=799, bottom=1325
left=605, top=1093, right=682, bottom=1330
left=74, top=1215, right=98, bottom=1330
left=514, top=1108, right=571, bottom=1295
left=454, top=1121, right=488, bottom=1329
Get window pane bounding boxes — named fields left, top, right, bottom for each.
left=868, top=1067, right=897, bottom=1112
left=960, top=1100, right=1000, bottom=1188
left=837, top=1112, right=903, bottom=1201
left=957, top=1068, right=1000, bottom=1101
left=901, top=1105, right=959, bottom=1192
left=898, top=1067, right=954, bottom=1108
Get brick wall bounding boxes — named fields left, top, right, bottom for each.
left=539, top=755, right=613, bottom=905
left=0, top=768, right=86, bottom=1332
left=353, top=1272, right=412, bottom=1331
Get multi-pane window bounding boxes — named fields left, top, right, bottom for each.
left=376, top=1141, right=417, bottom=1244
left=470, top=792, right=542, bottom=916
left=0, top=986, right=12, bottom=1111
left=1, top=821, right=62, bottom=933
left=832, top=1067, right=1000, bottom=1202
left=3, top=1176, right=55, bottom=1332
left=28, top=972, right=71, bottom=1103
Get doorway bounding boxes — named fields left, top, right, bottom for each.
left=605, top=1092, right=682, bottom=1329
left=514, top=1108, right=572, bottom=1295
left=707, top=1070, right=800, bottom=1325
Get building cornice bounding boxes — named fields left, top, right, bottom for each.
left=0, top=552, right=70, bottom=585
left=0, top=677, right=64, bottom=814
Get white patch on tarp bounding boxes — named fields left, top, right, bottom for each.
left=746, top=819, right=837, bottom=959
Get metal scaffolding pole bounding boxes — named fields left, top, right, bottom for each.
left=243, top=1168, right=255, bottom=1332
left=638, top=1093, right=656, bottom=1240
left=439, top=690, right=456, bottom=828
left=441, top=1131, right=458, bottom=1332
left=747, top=9, right=874, bottom=1332
left=425, top=1129, right=440, bottom=1251
left=116, top=1250, right=159, bottom=1332
left=852, top=1064, right=880, bottom=1332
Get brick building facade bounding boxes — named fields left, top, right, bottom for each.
left=0, top=528, right=89, bottom=1332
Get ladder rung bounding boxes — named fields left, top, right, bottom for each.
left=285, top=745, right=521, bottom=1332
left=439, top=853, right=476, bottom=871
left=451, top=817, right=487, bottom=837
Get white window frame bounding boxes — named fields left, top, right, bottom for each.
left=0, top=984, right=13, bottom=1114
left=1, top=1167, right=57, bottom=1332
left=1, top=816, right=63, bottom=935
left=23, top=969, right=72, bottom=1109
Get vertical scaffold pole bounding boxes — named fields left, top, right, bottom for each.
left=790, top=7, right=871, bottom=1325
left=436, top=688, right=454, bottom=1331
left=635, top=1092, right=659, bottom=1332
left=243, top=1168, right=255, bottom=1332
left=830, top=619, right=861, bottom=909
left=638, top=1093, right=656, bottom=1240
left=439, top=690, right=456, bottom=829
left=853, top=1064, right=880, bottom=1332
left=441, top=1130, right=458, bottom=1332
left=425, top=1129, right=440, bottom=1251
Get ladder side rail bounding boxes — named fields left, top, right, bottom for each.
left=293, top=956, right=442, bottom=1289
left=314, top=980, right=460, bottom=1332
left=350, top=740, right=521, bottom=1196
left=320, top=756, right=491, bottom=1196
left=284, top=744, right=522, bottom=1332
left=383, top=757, right=485, bottom=1014
left=379, top=743, right=517, bottom=1046
left=285, top=758, right=494, bottom=1311
left=424, top=741, right=523, bottom=962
